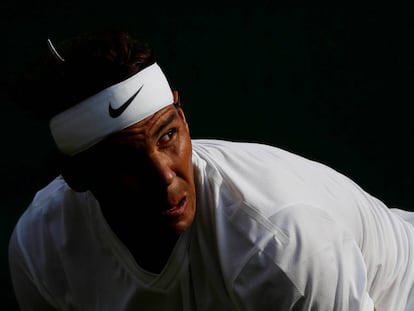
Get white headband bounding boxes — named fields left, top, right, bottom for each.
left=49, top=63, right=173, bottom=155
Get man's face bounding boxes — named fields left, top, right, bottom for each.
left=89, top=104, right=196, bottom=233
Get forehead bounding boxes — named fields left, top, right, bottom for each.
left=103, top=104, right=178, bottom=144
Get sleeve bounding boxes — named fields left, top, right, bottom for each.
left=231, top=204, right=375, bottom=311
left=9, top=227, right=58, bottom=311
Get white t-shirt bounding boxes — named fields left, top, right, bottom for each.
left=9, top=139, right=414, bottom=310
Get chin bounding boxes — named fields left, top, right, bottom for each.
left=171, top=211, right=196, bottom=233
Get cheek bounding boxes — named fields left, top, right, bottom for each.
left=176, top=138, right=193, bottom=174
left=118, top=175, right=143, bottom=190
left=95, top=173, right=143, bottom=196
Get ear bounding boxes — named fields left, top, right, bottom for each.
left=176, top=106, right=190, bottom=133
left=173, top=90, right=190, bottom=132
left=173, top=90, right=179, bottom=104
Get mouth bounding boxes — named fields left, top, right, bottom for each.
left=162, top=196, right=187, bottom=218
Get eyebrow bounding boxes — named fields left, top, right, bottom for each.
left=153, top=112, right=178, bottom=139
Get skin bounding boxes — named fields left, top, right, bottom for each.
left=94, top=104, right=379, bottom=310
left=71, top=97, right=196, bottom=272
left=64, top=96, right=381, bottom=308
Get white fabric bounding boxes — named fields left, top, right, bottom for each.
left=9, top=139, right=414, bottom=310
left=49, top=63, right=173, bottom=155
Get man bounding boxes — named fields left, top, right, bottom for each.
left=8, top=30, right=413, bottom=310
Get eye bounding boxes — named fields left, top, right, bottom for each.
left=159, top=128, right=177, bottom=145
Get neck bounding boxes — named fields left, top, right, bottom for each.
left=99, top=199, right=181, bottom=273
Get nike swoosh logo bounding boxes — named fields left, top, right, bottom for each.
left=108, top=85, right=144, bottom=118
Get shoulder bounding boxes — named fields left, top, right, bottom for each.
left=192, top=139, right=327, bottom=209
left=8, top=176, right=97, bottom=309
left=230, top=203, right=372, bottom=309
left=191, top=139, right=369, bottom=213
left=192, top=139, right=291, bottom=160
left=191, top=139, right=305, bottom=183
left=15, top=176, right=88, bottom=227
left=191, top=138, right=330, bottom=176
left=10, top=176, right=94, bottom=260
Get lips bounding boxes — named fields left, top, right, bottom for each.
left=162, top=196, right=187, bottom=218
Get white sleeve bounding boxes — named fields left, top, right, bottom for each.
left=232, top=204, right=375, bottom=311
left=9, top=227, right=58, bottom=311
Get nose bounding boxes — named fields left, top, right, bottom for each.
left=147, top=151, right=176, bottom=186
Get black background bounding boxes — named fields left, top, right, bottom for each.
left=1, top=4, right=413, bottom=310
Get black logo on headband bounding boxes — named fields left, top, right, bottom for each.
left=108, top=85, right=144, bottom=118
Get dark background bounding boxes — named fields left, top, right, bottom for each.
left=1, top=5, right=413, bottom=310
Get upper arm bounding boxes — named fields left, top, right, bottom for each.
left=232, top=204, right=375, bottom=310
left=9, top=228, right=58, bottom=311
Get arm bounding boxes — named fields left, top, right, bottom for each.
left=9, top=229, right=58, bottom=311
left=231, top=204, right=375, bottom=310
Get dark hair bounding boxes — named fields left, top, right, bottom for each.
left=10, top=30, right=155, bottom=120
